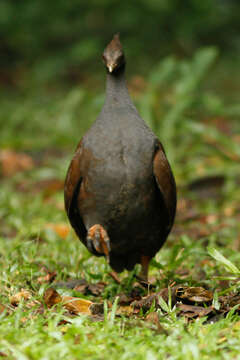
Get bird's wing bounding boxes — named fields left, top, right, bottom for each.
left=153, top=140, right=177, bottom=231
left=64, top=140, right=87, bottom=240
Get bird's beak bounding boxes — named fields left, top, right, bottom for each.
left=107, top=64, right=114, bottom=73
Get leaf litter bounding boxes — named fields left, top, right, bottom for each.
left=5, top=265, right=240, bottom=328
left=2, top=155, right=240, bottom=331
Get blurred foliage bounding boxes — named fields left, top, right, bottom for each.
left=0, top=0, right=240, bottom=87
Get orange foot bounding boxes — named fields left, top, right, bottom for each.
left=87, top=224, right=111, bottom=261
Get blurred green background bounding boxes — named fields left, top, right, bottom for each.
left=0, top=0, right=240, bottom=181
left=1, top=0, right=240, bottom=87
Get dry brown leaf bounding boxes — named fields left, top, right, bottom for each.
left=62, top=296, right=93, bottom=315
left=177, top=303, right=213, bottom=319
left=176, top=287, right=213, bottom=303
left=219, top=294, right=240, bottom=308
left=45, top=223, right=70, bottom=239
left=0, top=149, right=34, bottom=177
left=89, top=303, right=104, bottom=315
left=73, top=281, right=106, bottom=296
left=74, top=283, right=88, bottom=293
left=116, top=305, right=134, bottom=316
left=87, top=282, right=106, bottom=296
left=37, top=271, right=56, bottom=284
left=43, top=288, right=94, bottom=315
left=132, top=287, right=177, bottom=312
left=43, top=288, right=62, bottom=307
left=118, top=293, right=134, bottom=306
left=132, top=286, right=213, bottom=313
left=10, top=290, right=31, bottom=306
left=55, top=279, right=88, bottom=290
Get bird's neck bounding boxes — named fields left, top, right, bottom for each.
left=104, top=69, right=133, bottom=107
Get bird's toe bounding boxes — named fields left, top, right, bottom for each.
left=87, top=224, right=111, bottom=261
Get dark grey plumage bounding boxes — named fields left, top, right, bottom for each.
left=64, top=34, right=177, bottom=279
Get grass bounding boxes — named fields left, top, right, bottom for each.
left=1, top=50, right=240, bottom=359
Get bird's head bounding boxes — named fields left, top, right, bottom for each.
left=102, top=34, right=125, bottom=74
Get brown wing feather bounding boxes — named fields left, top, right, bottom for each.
left=64, top=140, right=87, bottom=240
left=64, top=140, right=83, bottom=214
left=153, top=141, right=177, bottom=230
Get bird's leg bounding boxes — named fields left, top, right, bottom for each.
left=139, top=255, right=151, bottom=282
left=87, top=224, right=111, bottom=262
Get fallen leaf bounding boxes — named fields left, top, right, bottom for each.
left=89, top=303, right=104, bottom=315
left=87, top=282, right=106, bottom=296
left=118, top=293, right=134, bottom=306
left=74, top=283, right=88, bottom=293
left=62, top=296, right=93, bottom=315
left=43, top=288, right=62, bottom=308
left=37, top=271, right=56, bottom=284
left=43, top=287, right=95, bottom=315
left=55, top=279, right=87, bottom=290
left=45, top=223, right=70, bottom=239
left=219, top=294, right=240, bottom=309
left=177, top=303, right=213, bottom=319
left=56, top=279, right=105, bottom=296
left=10, top=290, right=31, bottom=306
left=176, top=287, right=213, bottom=303
left=132, top=287, right=177, bottom=312
left=116, top=305, right=134, bottom=316
left=0, top=149, right=34, bottom=177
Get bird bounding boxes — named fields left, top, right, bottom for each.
left=64, top=34, right=177, bottom=281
